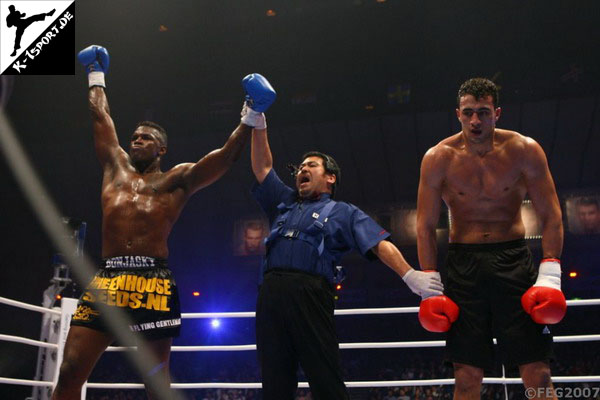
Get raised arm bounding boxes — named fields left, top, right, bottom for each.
left=78, top=45, right=124, bottom=169
left=181, top=73, right=276, bottom=193
left=88, top=87, right=121, bottom=167
left=522, top=137, right=563, bottom=259
left=416, top=147, right=446, bottom=271
left=251, top=126, right=272, bottom=183
left=180, top=123, right=252, bottom=193
left=244, top=74, right=276, bottom=183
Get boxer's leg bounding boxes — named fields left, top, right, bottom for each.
left=51, top=326, right=113, bottom=400
left=138, top=337, right=173, bottom=400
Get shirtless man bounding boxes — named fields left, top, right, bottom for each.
left=51, top=45, right=260, bottom=399
left=416, top=78, right=566, bottom=400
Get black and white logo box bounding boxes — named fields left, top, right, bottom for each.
left=1, top=0, right=75, bottom=75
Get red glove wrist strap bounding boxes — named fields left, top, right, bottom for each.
left=541, top=258, right=560, bottom=263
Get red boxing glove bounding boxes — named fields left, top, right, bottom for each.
left=521, top=259, right=567, bottom=324
left=418, top=295, right=460, bottom=333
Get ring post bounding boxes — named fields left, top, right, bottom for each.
left=53, top=298, right=80, bottom=398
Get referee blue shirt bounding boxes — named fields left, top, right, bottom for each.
left=252, top=169, right=390, bottom=282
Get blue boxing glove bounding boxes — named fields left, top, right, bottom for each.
left=240, top=73, right=275, bottom=129
left=242, top=73, right=276, bottom=112
left=77, top=45, right=110, bottom=88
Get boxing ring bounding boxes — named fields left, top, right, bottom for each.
left=1, top=294, right=600, bottom=398
left=1, top=106, right=599, bottom=398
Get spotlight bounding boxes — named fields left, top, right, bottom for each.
left=335, top=284, right=342, bottom=290
left=211, top=319, right=220, bottom=329
left=55, top=294, right=62, bottom=300
left=192, top=291, right=200, bottom=297
left=569, top=272, right=578, bottom=278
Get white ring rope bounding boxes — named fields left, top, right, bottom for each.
left=0, top=334, right=58, bottom=349
left=181, top=299, right=600, bottom=319
left=102, top=334, right=600, bottom=353
left=0, top=296, right=60, bottom=315
left=3, top=376, right=600, bottom=389
left=2, top=295, right=600, bottom=390
left=2, top=296, right=598, bottom=319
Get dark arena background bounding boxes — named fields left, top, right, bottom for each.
left=1, top=0, right=599, bottom=399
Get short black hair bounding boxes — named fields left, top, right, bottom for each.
left=457, top=78, right=499, bottom=108
left=135, top=121, right=167, bottom=147
left=577, top=197, right=599, bottom=209
left=302, top=151, right=341, bottom=197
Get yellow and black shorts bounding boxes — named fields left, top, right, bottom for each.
left=71, top=256, right=181, bottom=340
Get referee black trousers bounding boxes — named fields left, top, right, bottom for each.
left=256, top=269, right=349, bottom=400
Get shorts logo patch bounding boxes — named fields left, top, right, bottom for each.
left=82, top=274, right=173, bottom=312
left=72, top=305, right=100, bottom=321
left=542, top=326, right=551, bottom=335
left=104, top=256, right=157, bottom=269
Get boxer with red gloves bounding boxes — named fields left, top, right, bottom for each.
left=417, top=78, right=563, bottom=399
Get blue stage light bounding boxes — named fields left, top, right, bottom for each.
left=211, top=319, right=221, bottom=329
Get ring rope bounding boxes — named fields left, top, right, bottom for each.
left=6, top=333, right=597, bottom=353
left=0, top=296, right=60, bottom=315
left=0, top=334, right=58, bottom=349
left=2, top=297, right=598, bottom=319
left=181, top=299, right=600, bottom=319
left=102, top=334, right=599, bottom=353
left=3, top=376, right=600, bottom=389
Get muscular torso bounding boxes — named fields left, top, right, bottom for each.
left=101, top=158, right=189, bottom=258
left=440, top=129, right=528, bottom=243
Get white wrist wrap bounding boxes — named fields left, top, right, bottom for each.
left=88, top=71, right=105, bottom=88
left=534, top=260, right=561, bottom=290
left=240, top=103, right=266, bottom=130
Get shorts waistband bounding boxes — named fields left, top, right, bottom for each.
left=448, top=238, right=527, bottom=252
left=101, top=256, right=168, bottom=269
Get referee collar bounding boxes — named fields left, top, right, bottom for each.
left=297, top=192, right=332, bottom=203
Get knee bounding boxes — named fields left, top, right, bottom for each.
left=55, top=358, right=86, bottom=389
left=520, top=362, right=553, bottom=388
left=454, top=364, right=483, bottom=394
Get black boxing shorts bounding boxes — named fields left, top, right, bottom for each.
left=70, top=256, right=181, bottom=340
left=444, top=239, right=554, bottom=371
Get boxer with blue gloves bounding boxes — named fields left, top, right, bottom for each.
left=417, top=78, right=564, bottom=400
left=52, top=46, right=271, bottom=400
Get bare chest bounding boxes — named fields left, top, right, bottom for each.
left=442, top=152, right=526, bottom=204
left=101, top=172, right=180, bottom=216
